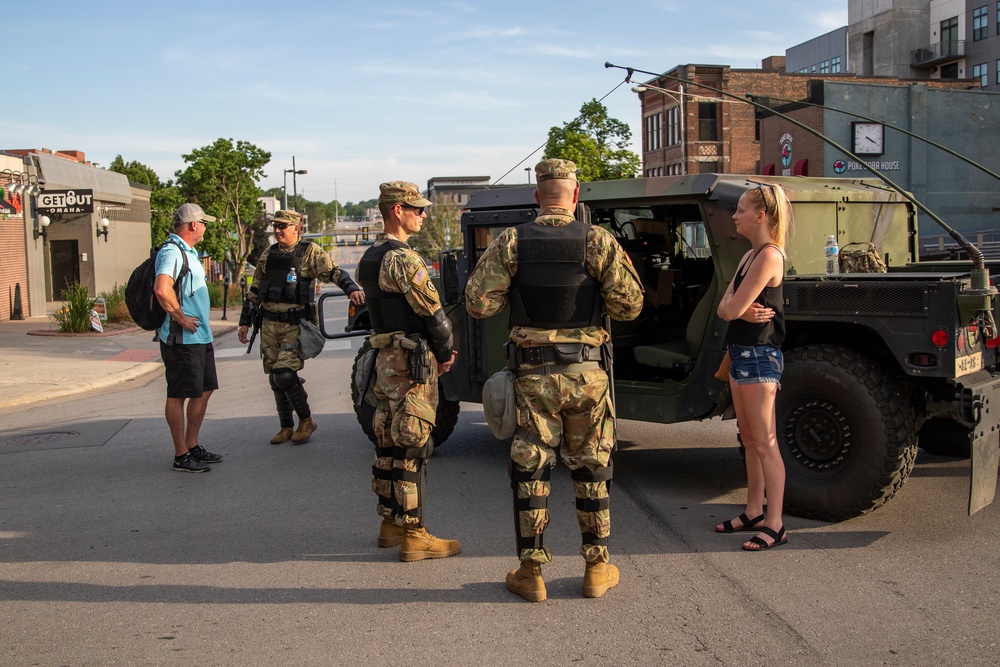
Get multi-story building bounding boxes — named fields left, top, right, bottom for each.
left=786, top=27, right=850, bottom=75
left=636, top=57, right=812, bottom=178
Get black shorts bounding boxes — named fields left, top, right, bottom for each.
left=160, top=342, right=219, bottom=399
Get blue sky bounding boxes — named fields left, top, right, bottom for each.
left=3, top=1, right=846, bottom=204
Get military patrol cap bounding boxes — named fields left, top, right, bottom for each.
left=174, top=202, right=216, bottom=223
left=272, top=209, right=302, bottom=225
left=378, top=181, right=433, bottom=208
left=535, top=158, right=578, bottom=182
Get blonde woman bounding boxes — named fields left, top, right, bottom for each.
left=714, top=183, right=792, bottom=551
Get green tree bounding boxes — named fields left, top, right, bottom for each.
left=174, top=138, right=271, bottom=269
left=345, top=199, right=378, bottom=219
left=408, top=196, right=461, bottom=260
left=544, top=99, right=641, bottom=181
left=109, top=155, right=184, bottom=246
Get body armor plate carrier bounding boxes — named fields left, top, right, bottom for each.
left=357, top=239, right=426, bottom=335
left=256, top=241, right=315, bottom=306
left=509, top=220, right=601, bottom=329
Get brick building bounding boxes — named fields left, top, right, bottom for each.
left=636, top=57, right=810, bottom=177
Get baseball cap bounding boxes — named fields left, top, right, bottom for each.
left=535, top=158, right=578, bottom=182
left=174, top=202, right=216, bottom=223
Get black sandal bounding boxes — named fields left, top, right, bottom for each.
left=716, top=512, right=765, bottom=533
left=742, top=526, right=787, bottom=551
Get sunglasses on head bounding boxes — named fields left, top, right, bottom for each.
left=273, top=222, right=295, bottom=231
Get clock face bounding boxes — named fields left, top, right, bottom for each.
left=852, top=122, right=884, bottom=155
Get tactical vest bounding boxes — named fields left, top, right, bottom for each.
left=509, top=220, right=601, bottom=329
left=256, top=241, right=315, bottom=306
left=357, top=240, right=425, bottom=335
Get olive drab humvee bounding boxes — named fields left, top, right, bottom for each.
left=336, top=173, right=1000, bottom=522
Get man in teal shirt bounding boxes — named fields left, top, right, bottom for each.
left=154, top=203, right=223, bottom=472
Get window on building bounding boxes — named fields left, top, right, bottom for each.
left=941, top=17, right=959, bottom=55
left=973, top=61, right=989, bottom=86
left=698, top=103, right=718, bottom=142
left=973, top=5, right=988, bottom=41
left=811, top=64, right=817, bottom=72
left=798, top=67, right=808, bottom=74
left=820, top=60, right=830, bottom=73
left=644, top=113, right=662, bottom=152
left=997, top=59, right=1000, bottom=84
left=666, top=106, right=680, bottom=145
left=831, top=56, right=842, bottom=73
left=998, top=2, right=1000, bottom=34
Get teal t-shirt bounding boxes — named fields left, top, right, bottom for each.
left=155, top=234, right=213, bottom=345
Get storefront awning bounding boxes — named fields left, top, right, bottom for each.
left=35, top=153, right=133, bottom=205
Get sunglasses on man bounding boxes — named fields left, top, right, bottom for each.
left=401, top=204, right=425, bottom=215
left=273, top=222, right=296, bottom=231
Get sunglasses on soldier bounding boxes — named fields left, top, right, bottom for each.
left=401, top=204, right=425, bottom=215
left=273, top=222, right=295, bottom=230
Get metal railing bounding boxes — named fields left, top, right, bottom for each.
left=911, top=40, right=965, bottom=66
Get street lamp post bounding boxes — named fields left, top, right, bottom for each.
left=283, top=156, right=307, bottom=211
left=525, top=167, right=531, bottom=184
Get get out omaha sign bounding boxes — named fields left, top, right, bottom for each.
left=37, top=189, right=95, bottom=214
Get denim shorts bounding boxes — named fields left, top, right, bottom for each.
left=728, top=344, right=783, bottom=386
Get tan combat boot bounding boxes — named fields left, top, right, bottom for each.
left=270, top=427, right=294, bottom=445
left=506, top=560, right=546, bottom=602
left=290, top=417, right=317, bottom=444
left=398, top=526, right=462, bottom=562
left=582, top=562, right=620, bottom=598
left=377, top=519, right=403, bottom=548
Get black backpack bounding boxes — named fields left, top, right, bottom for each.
left=125, top=240, right=189, bottom=331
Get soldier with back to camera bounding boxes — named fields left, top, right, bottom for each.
left=465, top=159, right=644, bottom=601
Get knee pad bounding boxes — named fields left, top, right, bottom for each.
left=271, top=367, right=300, bottom=391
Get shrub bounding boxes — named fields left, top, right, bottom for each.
left=98, top=283, right=131, bottom=324
left=207, top=281, right=244, bottom=308
left=52, top=283, right=95, bottom=333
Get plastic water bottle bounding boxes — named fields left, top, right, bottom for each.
left=287, top=267, right=297, bottom=284
left=825, top=235, right=839, bottom=275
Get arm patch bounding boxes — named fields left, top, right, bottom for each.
left=412, top=267, right=429, bottom=287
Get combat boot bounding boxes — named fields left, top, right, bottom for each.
left=290, top=417, right=317, bottom=444
left=398, top=526, right=461, bottom=562
left=377, top=519, right=403, bottom=548
left=582, top=562, right=619, bottom=598
left=270, top=427, right=294, bottom=445
left=505, top=560, right=546, bottom=602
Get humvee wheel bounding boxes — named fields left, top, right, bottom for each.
left=918, top=418, right=972, bottom=459
left=351, top=341, right=461, bottom=450
left=776, top=345, right=917, bottom=522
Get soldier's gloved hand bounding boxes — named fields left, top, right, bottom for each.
left=437, top=350, right=458, bottom=375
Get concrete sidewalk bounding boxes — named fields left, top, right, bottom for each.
left=0, top=310, right=239, bottom=410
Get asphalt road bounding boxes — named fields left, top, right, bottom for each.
left=1, top=305, right=998, bottom=666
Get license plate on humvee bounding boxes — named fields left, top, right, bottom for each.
left=956, top=352, right=983, bottom=377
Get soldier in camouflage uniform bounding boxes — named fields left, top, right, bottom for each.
left=465, top=159, right=644, bottom=601
left=238, top=209, right=365, bottom=445
left=356, top=181, right=461, bottom=562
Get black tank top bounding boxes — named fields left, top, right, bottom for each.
left=725, top=244, right=785, bottom=346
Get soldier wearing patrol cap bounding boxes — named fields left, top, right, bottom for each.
left=465, top=159, right=644, bottom=601
left=238, top=209, right=365, bottom=445
left=355, top=181, right=461, bottom=562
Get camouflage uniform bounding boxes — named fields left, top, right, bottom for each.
left=367, top=233, right=446, bottom=525
left=465, top=176, right=644, bottom=565
left=248, top=242, right=356, bottom=373
left=241, top=209, right=362, bottom=442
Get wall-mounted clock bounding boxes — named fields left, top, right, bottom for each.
left=851, top=122, right=884, bottom=156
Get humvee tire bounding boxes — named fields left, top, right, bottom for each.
left=776, top=345, right=918, bottom=522
left=918, top=418, right=972, bottom=459
left=351, top=340, right=461, bottom=449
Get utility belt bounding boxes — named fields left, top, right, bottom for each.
left=260, top=306, right=312, bottom=324
left=506, top=342, right=607, bottom=377
left=394, top=333, right=431, bottom=385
